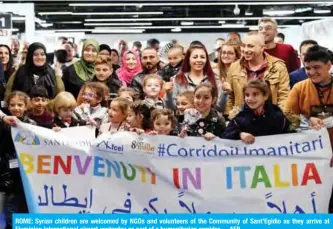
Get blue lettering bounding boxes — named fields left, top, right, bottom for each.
left=93, top=156, right=105, bottom=177
left=167, top=144, right=177, bottom=157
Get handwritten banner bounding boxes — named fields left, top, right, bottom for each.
left=12, top=123, right=333, bottom=213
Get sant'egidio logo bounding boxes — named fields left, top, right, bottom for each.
left=14, top=131, right=40, bottom=145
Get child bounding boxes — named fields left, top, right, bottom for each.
left=118, top=87, right=137, bottom=103
left=28, top=85, right=53, bottom=128
left=93, top=55, right=123, bottom=101
left=99, top=97, right=130, bottom=135
left=126, top=100, right=155, bottom=133
left=143, top=75, right=165, bottom=109
left=74, top=82, right=109, bottom=127
left=150, top=109, right=176, bottom=136
left=176, top=90, right=194, bottom=124
left=161, top=45, right=184, bottom=82
left=0, top=91, right=35, bottom=229
left=223, top=79, right=291, bottom=144
left=53, top=92, right=85, bottom=129
left=181, top=83, right=226, bottom=140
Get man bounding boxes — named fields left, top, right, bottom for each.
left=284, top=46, right=333, bottom=213
left=209, top=38, right=225, bottom=63
left=258, top=17, right=300, bottom=73
left=132, top=41, right=142, bottom=53
left=10, top=38, right=20, bottom=66
left=130, top=48, right=162, bottom=99
left=275, top=32, right=285, bottom=44
left=227, top=32, right=241, bottom=42
left=289, top=40, right=318, bottom=88
left=226, top=32, right=289, bottom=116
left=147, top=38, right=160, bottom=52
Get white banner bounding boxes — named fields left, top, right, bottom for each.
left=12, top=123, right=333, bottom=214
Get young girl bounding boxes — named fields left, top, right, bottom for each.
left=150, top=109, right=176, bottom=136
left=126, top=100, right=155, bottom=134
left=0, top=91, right=35, bottom=229
left=223, top=79, right=291, bottom=144
left=53, top=92, right=85, bottom=129
left=176, top=90, right=194, bottom=124
left=99, top=97, right=130, bottom=135
left=143, top=75, right=165, bottom=109
left=181, top=83, right=226, bottom=140
left=74, top=82, right=109, bottom=127
left=118, top=87, right=137, bottom=103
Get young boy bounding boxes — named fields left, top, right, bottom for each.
left=160, top=45, right=184, bottom=82
left=176, top=90, right=194, bottom=124
left=143, top=75, right=165, bottom=109
left=93, top=55, right=123, bottom=101
left=28, top=86, right=53, bottom=128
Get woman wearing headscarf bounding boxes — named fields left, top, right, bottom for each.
left=62, top=39, right=99, bottom=99
left=116, top=50, right=142, bottom=86
left=5, top=42, right=64, bottom=99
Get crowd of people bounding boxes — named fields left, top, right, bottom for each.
left=0, top=16, right=332, bottom=228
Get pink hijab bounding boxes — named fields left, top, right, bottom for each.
left=116, top=50, right=142, bottom=86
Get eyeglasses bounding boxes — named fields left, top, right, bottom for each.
left=82, top=92, right=97, bottom=98
left=221, top=52, right=235, bottom=56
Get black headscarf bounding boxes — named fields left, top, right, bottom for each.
left=13, top=42, right=57, bottom=98
left=99, top=44, right=111, bottom=55
left=0, top=44, right=14, bottom=82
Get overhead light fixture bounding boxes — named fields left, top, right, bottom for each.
left=70, top=2, right=333, bottom=6
left=92, top=29, right=145, bottom=33
left=181, top=21, right=194, bottom=25
left=218, top=21, right=226, bottom=24
left=85, top=16, right=329, bottom=22
left=223, top=24, right=245, bottom=28
left=249, top=26, right=258, bottom=30
left=245, top=11, right=254, bottom=16
left=314, top=9, right=331, bottom=14
left=38, top=12, right=73, bottom=15
left=295, top=7, right=313, bottom=13
left=73, top=12, right=163, bottom=15
left=263, top=10, right=295, bottom=16
left=54, top=29, right=92, bottom=32
left=84, top=22, right=152, bottom=26
left=171, top=27, right=181, bottom=32
left=54, top=21, right=82, bottom=24
left=12, top=16, right=25, bottom=21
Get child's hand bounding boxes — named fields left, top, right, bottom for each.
left=164, top=80, right=174, bottom=92
left=80, top=103, right=89, bottom=109
left=309, top=117, right=325, bottom=130
left=178, top=128, right=187, bottom=138
left=148, top=131, right=158, bottom=135
left=135, top=128, right=145, bottom=135
left=203, top=132, right=216, bottom=141
left=240, top=132, right=255, bottom=144
left=53, top=127, right=61, bottom=132
left=87, top=119, right=97, bottom=126
left=3, top=116, right=18, bottom=127
left=222, top=80, right=231, bottom=93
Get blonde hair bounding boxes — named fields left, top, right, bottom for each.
left=7, top=91, right=29, bottom=107
left=118, top=87, right=137, bottom=101
left=258, top=17, right=278, bottom=27
left=111, top=97, right=130, bottom=115
left=53, top=92, right=77, bottom=115
left=217, top=41, right=242, bottom=80
left=143, top=74, right=163, bottom=88
left=177, top=91, right=194, bottom=104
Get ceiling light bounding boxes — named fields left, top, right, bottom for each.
left=223, top=24, right=245, bottom=28
left=12, top=16, right=25, bottom=21
left=314, top=9, right=331, bottom=14
left=86, top=16, right=329, bottom=22
left=54, top=21, right=82, bottom=24
left=92, top=29, right=145, bottom=33
left=70, top=2, right=333, bottom=6
left=54, top=29, right=92, bottom=32
left=245, top=11, right=254, bottom=16
left=249, top=26, right=258, bottom=30
left=263, top=10, right=295, bottom=16
left=38, top=12, right=73, bottom=15
left=181, top=21, right=194, bottom=25
left=218, top=21, right=226, bottom=24
left=84, top=22, right=152, bottom=26
left=73, top=12, right=163, bottom=16
left=295, top=7, right=313, bottom=13
left=171, top=28, right=181, bottom=32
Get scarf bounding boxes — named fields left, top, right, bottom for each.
left=73, top=39, right=99, bottom=81
left=116, top=50, right=142, bottom=85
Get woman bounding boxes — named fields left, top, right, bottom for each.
left=0, top=44, right=15, bottom=84
left=5, top=42, right=64, bottom=99
left=99, top=44, right=111, bottom=58
left=165, top=44, right=227, bottom=112
left=216, top=41, right=241, bottom=81
left=110, top=49, right=120, bottom=71
left=62, top=39, right=99, bottom=99
left=116, top=50, right=142, bottom=86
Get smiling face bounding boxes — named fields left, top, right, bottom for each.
left=194, top=86, right=215, bottom=116
left=125, top=52, right=138, bottom=70
left=58, top=107, right=73, bottom=120
left=176, top=95, right=194, bottom=115
left=242, top=34, right=265, bottom=62
left=153, top=114, right=172, bottom=135
left=141, top=49, right=159, bottom=71
left=304, top=60, right=331, bottom=84
left=244, top=87, right=267, bottom=112
left=81, top=87, right=101, bottom=106
left=0, top=46, right=10, bottom=65
left=221, top=45, right=237, bottom=65
left=8, top=96, right=27, bottom=117
left=83, top=45, right=98, bottom=63
left=126, top=108, right=143, bottom=129
left=258, top=21, right=277, bottom=44
left=33, top=48, right=46, bottom=67
left=189, top=48, right=207, bottom=72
